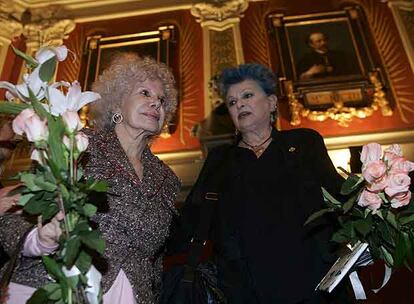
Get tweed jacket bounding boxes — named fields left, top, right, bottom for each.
left=0, top=129, right=181, bottom=304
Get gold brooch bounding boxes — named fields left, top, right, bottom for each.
left=288, top=147, right=296, bottom=152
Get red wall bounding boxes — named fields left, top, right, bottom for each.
left=241, top=0, right=414, bottom=137
left=4, top=0, right=413, bottom=152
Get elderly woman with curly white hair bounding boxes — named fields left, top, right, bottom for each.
left=2, top=53, right=181, bottom=304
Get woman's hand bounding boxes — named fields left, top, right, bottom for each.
left=37, top=211, right=64, bottom=247
left=0, top=185, right=21, bottom=216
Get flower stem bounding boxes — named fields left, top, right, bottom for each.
left=70, top=135, right=74, bottom=185
left=57, top=193, right=70, bottom=239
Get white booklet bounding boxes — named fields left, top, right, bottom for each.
left=316, top=242, right=369, bottom=293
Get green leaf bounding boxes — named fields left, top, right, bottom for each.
left=321, top=187, right=341, bottom=206
left=11, top=45, right=38, bottom=68
left=394, top=234, right=406, bottom=267
left=343, top=192, right=360, bottom=214
left=0, top=102, right=30, bottom=115
left=340, top=174, right=364, bottom=195
left=34, top=175, right=57, bottom=192
left=377, top=222, right=396, bottom=247
left=400, top=214, right=414, bottom=225
left=83, top=203, right=98, bottom=217
left=73, top=220, right=90, bottom=234
left=17, top=193, right=35, bottom=206
left=24, top=193, right=50, bottom=215
left=378, top=192, right=389, bottom=204
left=41, top=203, right=59, bottom=221
left=42, top=283, right=62, bottom=301
left=63, top=236, right=81, bottom=268
left=47, top=115, right=67, bottom=172
left=20, top=173, right=41, bottom=191
left=39, top=57, right=57, bottom=83
left=386, top=211, right=398, bottom=230
left=332, top=222, right=355, bottom=244
left=42, top=255, right=65, bottom=281
left=66, top=275, right=79, bottom=289
left=75, top=250, right=92, bottom=273
left=80, top=230, right=105, bottom=254
left=354, top=217, right=373, bottom=237
left=59, top=184, right=70, bottom=201
left=304, top=208, right=334, bottom=226
left=88, top=180, right=109, bottom=192
left=26, top=288, right=49, bottom=304
left=404, top=232, right=414, bottom=261
left=380, top=245, right=394, bottom=267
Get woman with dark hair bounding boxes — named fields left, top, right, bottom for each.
left=168, top=63, right=347, bottom=304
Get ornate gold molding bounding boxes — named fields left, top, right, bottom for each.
left=284, top=71, right=393, bottom=127
left=23, top=6, right=75, bottom=51
left=191, top=0, right=248, bottom=23
left=0, top=0, right=23, bottom=40
left=191, top=1, right=247, bottom=118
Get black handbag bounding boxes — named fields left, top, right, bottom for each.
left=160, top=191, right=226, bottom=304
left=161, top=147, right=231, bottom=304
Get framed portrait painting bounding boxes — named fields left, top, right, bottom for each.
left=269, top=7, right=393, bottom=126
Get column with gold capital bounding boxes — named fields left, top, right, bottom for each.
left=191, top=0, right=248, bottom=118
left=0, top=2, right=23, bottom=76
left=21, top=6, right=75, bottom=84
left=22, top=6, right=75, bottom=55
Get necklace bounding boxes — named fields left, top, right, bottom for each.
left=241, top=134, right=272, bottom=157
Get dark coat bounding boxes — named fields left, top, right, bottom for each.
left=168, top=128, right=345, bottom=304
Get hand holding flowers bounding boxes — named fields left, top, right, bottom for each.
left=0, top=45, right=107, bottom=304
left=307, top=142, right=414, bottom=269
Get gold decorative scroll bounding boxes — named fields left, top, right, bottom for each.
left=285, top=70, right=392, bottom=127
left=191, top=0, right=248, bottom=23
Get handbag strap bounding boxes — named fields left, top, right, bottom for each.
left=184, top=146, right=231, bottom=272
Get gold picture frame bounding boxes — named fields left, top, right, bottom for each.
left=269, top=7, right=393, bottom=127
left=80, top=25, right=178, bottom=134
left=388, top=1, right=414, bottom=75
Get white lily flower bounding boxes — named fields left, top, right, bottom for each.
left=46, top=81, right=101, bottom=116
left=35, top=45, right=68, bottom=64
left=0, top=66, right=47, bottom=103
left=0, top=46, right=67, bottom=103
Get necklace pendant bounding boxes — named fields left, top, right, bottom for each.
left=254, top=147, right=265, bottom=157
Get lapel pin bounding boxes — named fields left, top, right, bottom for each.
left=288, top=147, right=296, bottom=152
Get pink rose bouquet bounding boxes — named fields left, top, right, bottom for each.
left=0, top=45, right=107, bottom=303
left=306, top=142, right=414, bottom=269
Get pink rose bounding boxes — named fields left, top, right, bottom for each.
left=13, top=108, right=48, bottom=142
left=62, top=110, right=83, bottom=133
left=362, top=160, right=387, bottom=184
left=360, top=143, right=382, bottom=165
left=367, top=176, right=387, bottom=193
left=385, top=173, right=411, bottom=197
left=389, top=157, right=414, bottom=174
left=75, top=132, right=88, bottom=153
left=384, top=144, right=403, bottom=164
left=390, top=191, right=411, bottom=208
left=12, top=108, right=36, bottom=135
left=358, top=189, right=383, bottom=211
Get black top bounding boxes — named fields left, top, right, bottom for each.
left=168, top=128, right=345, bottom=304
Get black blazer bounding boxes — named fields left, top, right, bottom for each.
left=167, top=128, right=345, bottom=304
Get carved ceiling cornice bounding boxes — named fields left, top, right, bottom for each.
left=191, top=0, right=249, bottom=23
left=11, top=0, right=265, bottom=22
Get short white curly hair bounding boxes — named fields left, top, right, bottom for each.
left=90, top=52, right=177, bottom=132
